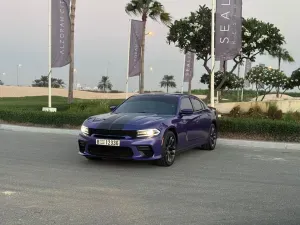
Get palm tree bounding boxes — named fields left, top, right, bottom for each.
left=270, top=47, right=294, bottom=97
left=160, top=75, right=176, bottom=93
left=68, top=0, right=76, bottom=103
left=52, top=78, right=65, bottom=88
left=125, top=0, right=171, bottom=94
left=0, top=80, right=3, bottom=85
left=98, top=76, right=113, bottom=92
left=32, top=76, right=48, bottom=87
left=32, top=76, right=65, bottom=88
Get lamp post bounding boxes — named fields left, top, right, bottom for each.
left=146, top=31, right=154, bottom=36
left=74, top=68, right=77, bottom=90
left=17, top=64, right=22, bottom=86
left=210, top=0, right=216, bottom=107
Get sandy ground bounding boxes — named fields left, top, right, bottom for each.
left=0, top=86, right=137, bottom=99
left=250, top=94, right=298, bottom=101
left=0, top=86, right=207, bottom=99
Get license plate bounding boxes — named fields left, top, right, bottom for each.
left=96, top=139, right=120, bottom=146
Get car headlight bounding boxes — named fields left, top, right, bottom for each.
left=81, top=125, right=89, bottom=136
left=137, top=129, right=160, bottom=138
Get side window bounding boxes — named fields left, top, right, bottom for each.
left=191, top=98, right=204, bottom=111
left=180, top=98, right=193, bottom=110
left=199, top=99, right=208, bottom=109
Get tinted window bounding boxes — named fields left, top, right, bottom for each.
left=191, top=98, right=204, bottom=111
left=180, top=98, right=193, bottom=110
left=114, top=95, right=178, bottom=115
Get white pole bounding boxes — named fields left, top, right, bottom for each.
left=237, top=64, right=240, bottom=101
left=17, top=65, right=19, bottom=86
left=210, top=0, right=215, bottom=107
left=48, top=0, right=52, bottom=108
left=125, top=19, right=131, bottom=99
left=181, top=54, right=186, bottom=94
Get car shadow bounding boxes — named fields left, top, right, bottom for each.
left=80, top=147, right=212, bottom=169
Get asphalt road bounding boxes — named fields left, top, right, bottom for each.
left=0, top=130, right=300, bottom=225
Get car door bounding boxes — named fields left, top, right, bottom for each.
left=190, top=97, right=211, bottom=143
left=177, top=97, right=199, bottom=148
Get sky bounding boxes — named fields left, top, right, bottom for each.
left=0, top=0, right=299, bottom=92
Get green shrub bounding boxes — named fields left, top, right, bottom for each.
left=220, top=117, right=300, bottom=142
left=267, top=103, right=278, bottom=119
left=283, top=111, right=294, bottom=122
left=273, top=110, right=283, bottom=120
left=283, top=111, right=300, bottom=122
left=0, top=109, right=91, bottom=126
left=229, top=105, right=241, bottom=117
left=67, top=99, right=124, bottom=114
left=247, top=105, right=265, bottom=119
left=292, top=111, right=300, bottom=121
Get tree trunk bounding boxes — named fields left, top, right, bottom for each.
left=188, top=79, right=192, bottom=94
left=167, top=85, right=169, bottom=93
left=216, top=61, right=239, bottom=91
left=276, top=57, right=281, bottom=98
left=68, top=0, right=76, bottom=104
left=140, top=19, right=146, bottom=94
left=255, top=83, right=259, bottom=101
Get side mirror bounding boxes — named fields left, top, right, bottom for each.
left=109, top=106, right=117, bottom=111
left=179, top=109, right=193, bottom=115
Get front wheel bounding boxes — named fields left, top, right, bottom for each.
left=202, top=124, right=217, bottom=151
left=156, top=131, right=177, bottom=167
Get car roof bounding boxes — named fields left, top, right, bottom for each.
left=134, top=93, right=192, bottom=98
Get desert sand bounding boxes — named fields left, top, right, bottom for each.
left=0, top=86, right=206, bottom=99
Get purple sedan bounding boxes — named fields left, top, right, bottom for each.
left=78, top=94, right=218, bottom=167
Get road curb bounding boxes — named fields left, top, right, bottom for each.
left=0, top=124, right=79, bottom=136
left=1, top=124, right=300, bottom=150
left=218, top=138, right=300, bottom=151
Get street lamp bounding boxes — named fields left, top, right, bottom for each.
left=146, top=31, right=154, bottom=36
left=17, top=64, right=22, bottom=86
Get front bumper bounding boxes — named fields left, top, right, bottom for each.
left=78, top=133, right=163, bottom=160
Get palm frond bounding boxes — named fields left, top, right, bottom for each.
left=168, top=81, right=176, bottom=88
left=125, top=0, right=143, bottom=16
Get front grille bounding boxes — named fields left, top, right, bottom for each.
left=137, top=145, right=154, bottom=158
left=93, top=135, right=126, bottom=140
left=88, top=145, right=133, bottom=158
left=89, top=129, right=137, bottom=139
left=78, top=140, right=86, bottom=153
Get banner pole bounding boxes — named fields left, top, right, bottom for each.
left=125, top=19, right=131, bottom=99
left=181, top=54, right=186, bottom=94
left=210, top=0, right=215, bottom=107
left=48, top=0, right=52, bottom=108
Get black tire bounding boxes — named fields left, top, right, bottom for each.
left=202, top=123, right=217, bottom=151
left=156, top=131, right=177, bottom=167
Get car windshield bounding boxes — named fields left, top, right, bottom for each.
left=113, top=95, right=178, bottom=115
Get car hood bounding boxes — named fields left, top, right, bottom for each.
left=84, top=113, right=173, bottom=130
